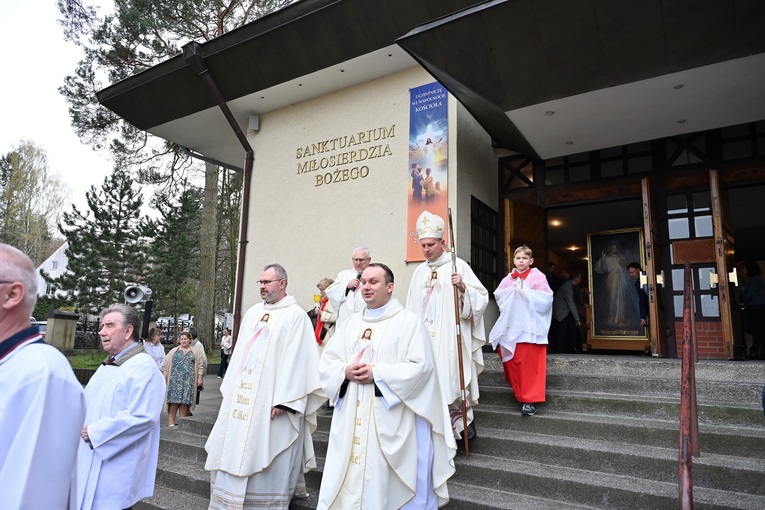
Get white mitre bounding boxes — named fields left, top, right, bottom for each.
left=416, top=210, right=445, bottom=240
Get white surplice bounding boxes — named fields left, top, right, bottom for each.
left=205, top=295, right=324, bottom=510
left=0, top=330, right=86, bottom=510
left=318, top=298, right=456, bottom=509
left=76, top=344, right=166, bottom=510
left=489, top=268, right=553, bottom=362
left=325, top=268, right=366, bottom=326
left=405, top=252, right=488, bottom=436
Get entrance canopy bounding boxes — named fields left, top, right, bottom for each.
left=96, top=0, right=482, bottom=169
left=96, top=0, right=765, bottom=165
left=397, top=0, right=765, bottom=159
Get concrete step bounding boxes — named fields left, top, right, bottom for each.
left=544, top=373, right=764, bottom=403
left=541, top=355, right=765, bottom=381
left=286, top=449, right=765, bottom=510
left=157, top=414, right=765, bottom=501
left=154, top=454, right=209, bottom=499
left=134, top=485, right=210, bottom=510
left=464, top=425, right=765, bottom=496
left=452, top=451, right=765, bottom=510
left=134, top=473, right=320, bottom=510
left=477, top=385, right=765, bottom=429
left=139, top=358, right=765, bottom=509
left=483, top=356, right=765, bottom=404
left=444, top=481, right=599, bottom=509
left=472, top=405, right=765, bottom=459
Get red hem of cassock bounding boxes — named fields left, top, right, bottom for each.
left=499, top=343, right=547, bottom=403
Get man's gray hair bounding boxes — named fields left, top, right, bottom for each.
left=0, top=243, right=38, bottom=314
left=100, top=303, right=142, bottom=341
left=352, top=246, right=371, bottom=259
left=262, top=263, right=288, bottom=284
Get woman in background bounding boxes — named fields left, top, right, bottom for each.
left=217, top=328, right=232, bottom=378
left=162, top=331, right=204, bottom=426
left=144, top=327, right=165, bottom=369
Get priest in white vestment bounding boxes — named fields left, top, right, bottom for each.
left=205, top=263, right=324, bottom=510
left=319, top=263, right=456, bottom=509
left=325, top=246, right=371, bottom=326
left=0, top=243, right=86, bottom=510
left=406, top=211, right=489, bottom=440
left=76, top=303, right=166, bottom=510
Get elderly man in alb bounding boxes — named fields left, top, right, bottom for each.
left=205, top=263, right=324, bottom=510
left=76, top=303, right=166, bottom=510
left=318, top=262, right=456, bottom=509
left=325, top=246, right=371, bottom=326
left=0, top=243, right=86, bottom=510
left=406, top=210, right=489, bottom=440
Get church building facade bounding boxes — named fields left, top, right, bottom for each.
left=97, top=0, right=765, bottom=360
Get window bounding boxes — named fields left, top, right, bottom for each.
left=542, top=141, right=653, bottom=185
left=668, top=192, right=719, bottom=319
left=720, top=121, right=765, bottom=161
left=543, top=152, right=591, bottom=184
left=471, top=196, right=499, bottom=292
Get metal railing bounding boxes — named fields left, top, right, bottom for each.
left=679, top=261, right=700, bottom=509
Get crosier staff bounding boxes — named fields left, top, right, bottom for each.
left=447, top=207, right=469, bottom=460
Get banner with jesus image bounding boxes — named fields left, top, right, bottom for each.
left=406, top=81, right=449, bottom=262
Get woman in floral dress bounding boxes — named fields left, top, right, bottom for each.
left=162, top=331, right=204, bottom=426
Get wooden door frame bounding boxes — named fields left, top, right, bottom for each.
left=641, top=177, right=669, bottom=356
left=709, top=169, right=745, bottom=359
left=503, top=197, right=546, bottom=274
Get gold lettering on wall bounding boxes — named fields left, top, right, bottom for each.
left=295, top=125, right=396, bottom=187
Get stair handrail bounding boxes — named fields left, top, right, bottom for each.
left=679, top=261, right=700, bottom=509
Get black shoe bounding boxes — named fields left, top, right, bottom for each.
left=466, top=421, right=477, bottom=440
left=521, top=403, right=536, bottom=416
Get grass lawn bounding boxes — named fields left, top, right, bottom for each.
left=67, top=347, right=221, bottom=370
left=67, top=352, right=106, bottom=370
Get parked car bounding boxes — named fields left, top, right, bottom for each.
left=34, top=321, right=47, bottom=340
left=156, top=316, right=174, bottom=328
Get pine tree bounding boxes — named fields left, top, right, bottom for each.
left=56, top=1, right=289, bottom=340
left=53, top=167, right=149, bottom=315
left=144, top=184, right=203, bottom=337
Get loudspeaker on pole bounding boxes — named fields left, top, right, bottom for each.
left=124, top=285, right=153, bottom=304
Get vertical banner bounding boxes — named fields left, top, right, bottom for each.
left=406, top=82, right=449, bottom=262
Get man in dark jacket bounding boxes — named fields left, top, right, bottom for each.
left=627, top=263, right=649, bottom=328
left=552, top=271, right=583, bottom=353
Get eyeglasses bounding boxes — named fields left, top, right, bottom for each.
left=0, top=280, right=16, bottom=284
left=257, top=279, right=284, bottom=286
left=352, top=258, right=369, bottom=263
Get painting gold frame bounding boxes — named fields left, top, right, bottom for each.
left=587, top=228, right=648, bottom=343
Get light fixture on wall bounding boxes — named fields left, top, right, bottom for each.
left=248, top=115, right=260, bottom=132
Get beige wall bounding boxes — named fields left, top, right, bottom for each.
left=241, top=66, right=500, bottom=316
left=454, top=101, right=502, bottom=325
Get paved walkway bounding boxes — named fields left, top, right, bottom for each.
left=160, top=371, right=225, bottom=428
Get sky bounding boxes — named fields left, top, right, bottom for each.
left=0, top=0, right=115, bottom=213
